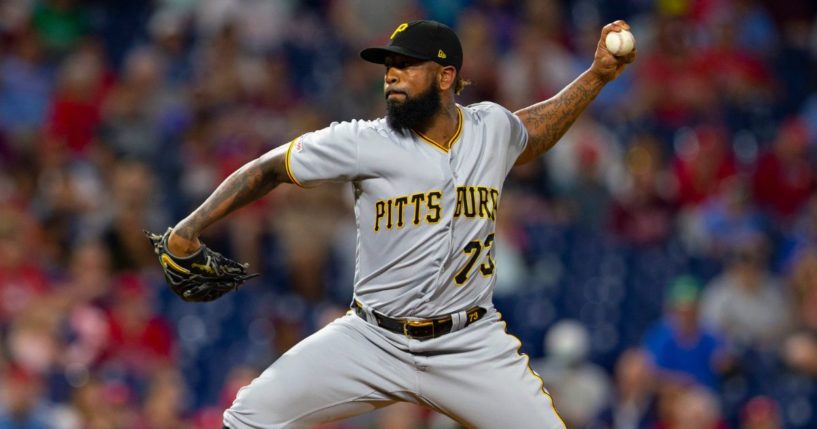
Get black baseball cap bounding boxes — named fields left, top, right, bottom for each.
left=360, top=20, right=463, bottom=71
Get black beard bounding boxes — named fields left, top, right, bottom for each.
left=386, top=83, right=441, bottom=135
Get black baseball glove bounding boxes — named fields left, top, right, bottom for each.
left=145, top=228, right=259, bottom=302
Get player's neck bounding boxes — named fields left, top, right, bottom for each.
left=416, top=101, right=460, bottom=150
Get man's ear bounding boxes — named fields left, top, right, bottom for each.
left=438, top=66, right=457, bottom=91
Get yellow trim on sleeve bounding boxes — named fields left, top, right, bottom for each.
left=285, top=138, right=304, bottom=187
left=414, top=107, right=463, bottom=153
left=497, top=312, right=568, bottom=429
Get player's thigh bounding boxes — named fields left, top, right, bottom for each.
left=223, top=314, right=415, bottom=429
left=422, top=317, right=566, bottom=429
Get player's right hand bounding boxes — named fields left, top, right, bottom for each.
left=590, top=20, right=636, bottom=83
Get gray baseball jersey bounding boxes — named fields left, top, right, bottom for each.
left=223, top=102, right=566, bottom=429
left=285, top=101, right=523, bottom=317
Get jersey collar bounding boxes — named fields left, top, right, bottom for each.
left=413, top=106, right=463, bottom=153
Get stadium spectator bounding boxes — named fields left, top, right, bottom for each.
left=531, top=320, right=612, bottom=428
left=700, top=239, right=793, bottom=350
left=498, top=19, right=578, bottom=110
left=133, top=368, right=190, bottom=429
left=652, top=385, right=728, bottom=429
left=778, top=192, right=817, bottom=272
left=375, top=402, right=426, bottom=429
left=43, top=41, right=110, bottom=158
left=101, top=159, right=165, bottom=271
left=681, top=176, right=767, bottom=260
left=739, top=396, right=782, bottom=429
left=0, top=207, right=49, bottom=325
left=70, top=377, right=133, bottom=428
left=489, top=193, right=528, bottom=296
left=751, top=118, right=815, bottom=224
left=104, top=274, right=175, bottom=378
left=695, top=6, right=775, bottom=131
left=145, top=8, right=192, bottom=86
left=455, top=9, right=501, bottom=106
left=57, top=240, right=115, bottom=370
left=0, top=27, right=52, bottom=140
left=671, top=125, right=737, bottom=209
left=632, top=15, right=715, bottom=135
left=97, top=47, right=175, bottom=162
left=0, top=366, right=65, bottom=428
left=781, top=249, right=817, bottom=376
left=588, top=348, right=660, bottom=429
left=546, top=116, right=623, bottom=231
left=31, top=0, right=88, bottom=58
left=643, top=276, right=727, bottom=390
left=609, top=134, right=676, bottom=245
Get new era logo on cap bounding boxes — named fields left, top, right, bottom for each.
left=360, top=20, right=463, bottom=71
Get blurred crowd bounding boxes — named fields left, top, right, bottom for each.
left=0, top=0, right=816, bottom=428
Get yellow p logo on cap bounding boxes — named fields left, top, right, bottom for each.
left=390, top=23, right=408, bottom=40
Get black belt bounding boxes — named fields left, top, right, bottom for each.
left=353, top=301, right=486, bottom=341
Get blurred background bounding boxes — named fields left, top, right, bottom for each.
left=0, top=0, right=816, bottom=428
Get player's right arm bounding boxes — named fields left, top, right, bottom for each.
left=513, top=20, right=635, bottom=165
left=167, top=144, right=292, bottom=256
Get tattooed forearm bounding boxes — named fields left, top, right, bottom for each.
left=174, top=147, right=290, bottom=240
left=514, top=71, right=606, bottom=164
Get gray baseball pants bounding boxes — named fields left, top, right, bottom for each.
left=223, top=309, right=566, bottom=429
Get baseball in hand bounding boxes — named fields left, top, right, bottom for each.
left=605, top=29, right=635, bottom=56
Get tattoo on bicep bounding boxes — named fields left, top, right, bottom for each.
left=522, top=77, right=598, bottom=157
left=175, top=152, right=286, bottom=237
left=223, top=152, right=287, bottom=212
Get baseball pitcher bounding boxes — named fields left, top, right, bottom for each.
left=148, top=19, right=635, bottom=429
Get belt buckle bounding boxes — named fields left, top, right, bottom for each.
left=403, top=319, right=434, bottom=339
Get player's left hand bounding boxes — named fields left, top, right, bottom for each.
left=590, top=20, right=637, bottom=83
left=145, top=228, right=259, bottom=302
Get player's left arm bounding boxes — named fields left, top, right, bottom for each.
left=168, top=144, right=292, bottom=255
left=514, top=20, right=636, bottom=165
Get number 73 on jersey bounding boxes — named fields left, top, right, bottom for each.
left=454, top=233, right=495, bottom=285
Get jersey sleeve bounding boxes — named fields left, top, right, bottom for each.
left=492, top=103, right=528, bottom=176
left=285, top=121, right=360, bottom=186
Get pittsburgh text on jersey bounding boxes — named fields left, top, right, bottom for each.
left=454, top=186, right=499, bottom=221
left=373, top=186, right=499, bottom=232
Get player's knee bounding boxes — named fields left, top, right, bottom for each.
left=223, top=370, right=307, bottom=427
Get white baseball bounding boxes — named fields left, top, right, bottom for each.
left=605, top=29, right=635, bottom=56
